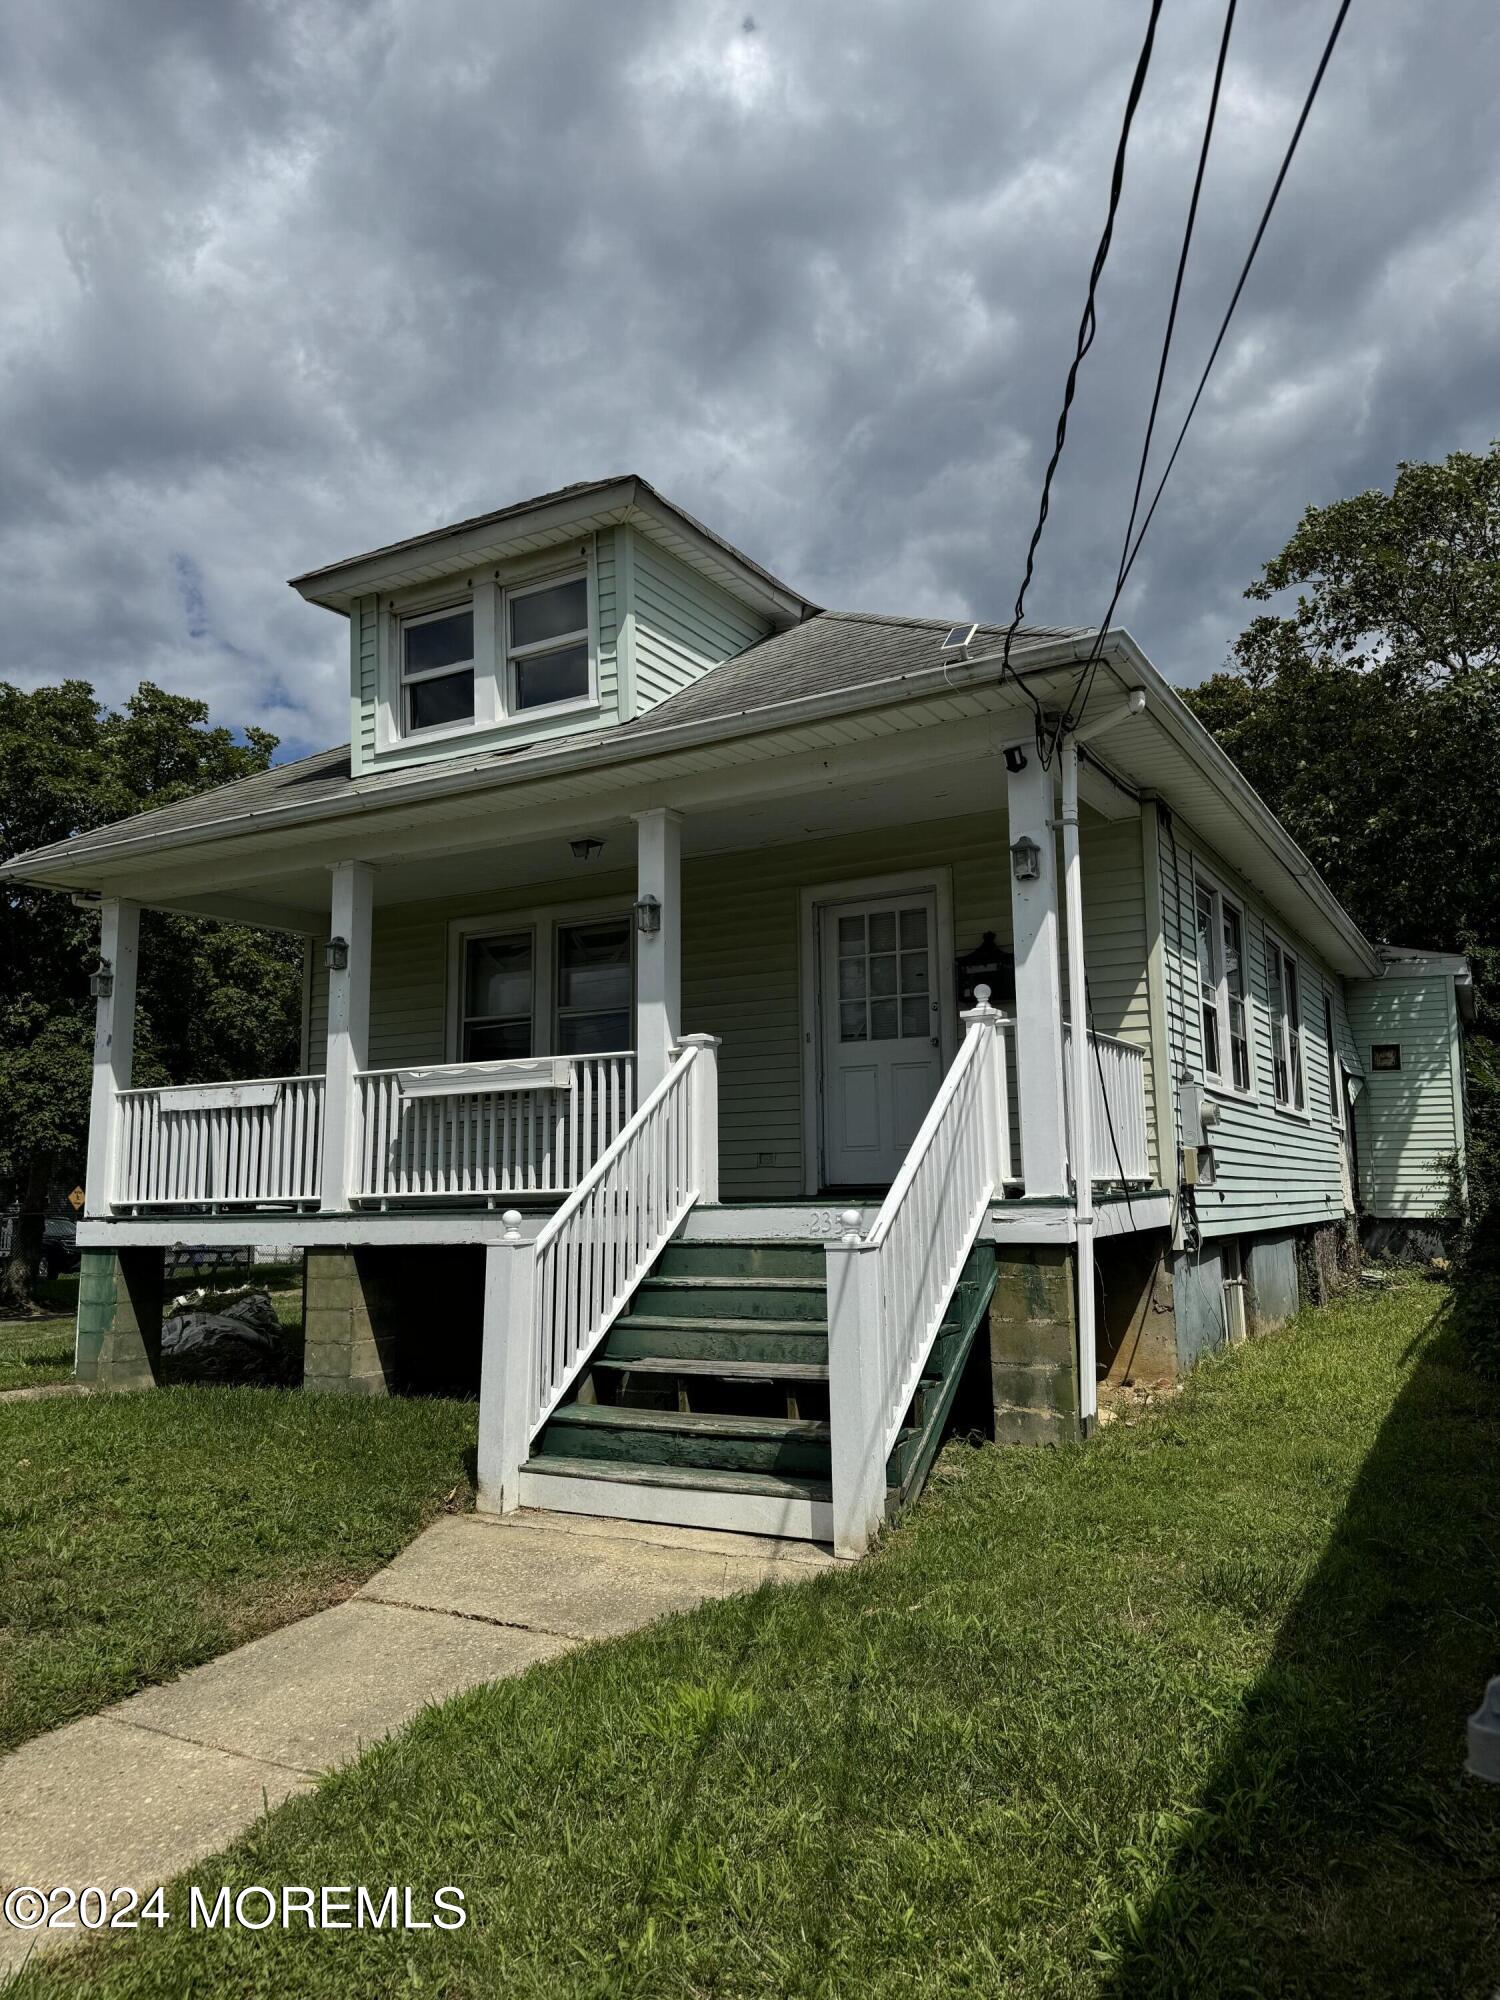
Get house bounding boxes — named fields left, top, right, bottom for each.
left=1, top=475, right=1470, bottom=1556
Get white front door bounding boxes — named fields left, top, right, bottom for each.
left=819, top=892, right=945, bottom=1186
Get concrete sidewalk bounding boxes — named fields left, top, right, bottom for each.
left=0, top=1510, right=833, bottom=1980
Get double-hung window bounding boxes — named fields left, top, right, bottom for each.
left=507, top=574, right=591, bottom=714
left=1194, top=875, right=1252, bottom=1093
left=554, top=917, right=632, bottom=1053
left=1195, top=882, right=1222, bottom=1080
left=460, top=931, right=534, bottom=1059
left=1266, top=935, right=1305, bottom=1110
left=400, top=603, right=475, bottom=733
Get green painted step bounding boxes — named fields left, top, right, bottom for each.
left=628, top=1275, right=827, bottom=1323
left=653, top=1241, right=827, bottom=1281
left=602, top=1317, right=830, bottom=1366
left=524, top=1454, right=832, bottom=1505
left=591, top=1354, right=829, bottom=1383
left=540, top=1402, right=833, bottom=1478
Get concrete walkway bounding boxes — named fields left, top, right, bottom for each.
left=0, top=1510, right=833, bottom=1979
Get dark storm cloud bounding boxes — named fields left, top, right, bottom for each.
left=1, top=0, right=1496, bottom=754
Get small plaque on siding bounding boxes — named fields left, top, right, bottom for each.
left=1371, top=1044, right=1402, bottom=1071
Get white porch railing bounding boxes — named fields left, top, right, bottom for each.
left=1063, top=1025, right=1150, bottom=1184
left=352, top=1053, right=635, bottom=1203
left=824, top=996, right=1011, bottom=1559
left=114, top=1076, right=325, bottom=1210
left=477, top=1035, right=720, bottom=1511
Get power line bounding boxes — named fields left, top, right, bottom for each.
left=998, top=0, right=1165, bottom=737
left=1111, top=0, right=1356, bottom=611
left=1055, top=0, right=1239, bottom=750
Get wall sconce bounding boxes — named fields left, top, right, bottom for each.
left=89, top=960, right=114, bottom=1000
left=1010, top=835, right=1041, bottom=882
left=1003, top=745, right=1028, bottom=774
left=570, top=836, right=605, bottom=863
left=634, top=894, right=661, bottom=937
left=324, top=936, right=349, bottom=972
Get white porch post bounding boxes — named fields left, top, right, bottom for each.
left=632, top=807, right=682, bottom=1100
left=319, top=860, right=374, bottom=1212
left=1004, top=737, right=1068, bottom=1197
left=676, top=1032, right=721, bottom=1204
left=825, top=1212, right=886, bottom=1560
left=85, top=898, right=140, bottom=1218
left=477, top=1215, right=537, bottom=1513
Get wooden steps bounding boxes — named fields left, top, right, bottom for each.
left=523, top=1232, right=995, bottom=1546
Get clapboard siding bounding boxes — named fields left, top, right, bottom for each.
left=306, top=807, right=1155, bottom=1199
left=1157, top=809, right=1349, bottom=1234
left=632, top=532, right=769, bottom=714
left=1346, top=975, right=1463, bottom=1218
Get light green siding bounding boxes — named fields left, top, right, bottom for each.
left=631, top=532, right=769, bottom=713
left=1346, top=975, right=1463, bottom=1218
left=1156, top=809, right=1350, bottom=1234
left=307, top=806, right=1156, bottom=1199
left=351, top=596, right=379, bottom=774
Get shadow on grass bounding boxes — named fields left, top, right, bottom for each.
left=1101, top=1297, right=1500, bottom=1998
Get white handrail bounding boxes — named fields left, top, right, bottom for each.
left=824, top=997, right=1010, bottom=1558
left=476, top=1034, right=720, bottom=1513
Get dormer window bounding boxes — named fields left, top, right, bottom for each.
left=401, top=603, right=474, bottom=732
left=508, top=574, right=590, bottom=712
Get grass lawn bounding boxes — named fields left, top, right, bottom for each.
left=0, top=1386, right=476, bottom=1754
left=0, top=1314, right=75, bottom=1392
left=14, top=1281, right=1500, bottom=1999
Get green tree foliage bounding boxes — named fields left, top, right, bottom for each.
left=1185, top=446, right=1500, bottom=1359
left=0, top=682, right=302, bottom=1308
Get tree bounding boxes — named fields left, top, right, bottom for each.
left=0, top=682, right=303, bottom=1311
left=1185, top=446, right=1500, bottom=1353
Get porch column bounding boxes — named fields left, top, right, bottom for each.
left=632, top=807, right=682, bottom=1099
left=1004, top=739, right=1068, bottom=1196
left=319, top=860, right=374, bottom=1212
left=85, top=897, right=140, bottom=1218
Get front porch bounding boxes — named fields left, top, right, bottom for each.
left=74, top=710, right=1166, bottom=1555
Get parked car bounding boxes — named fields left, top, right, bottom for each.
left=1, top=1211, right=81, bottom=1281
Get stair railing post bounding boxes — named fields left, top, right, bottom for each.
left=477, top=1211, right=538, bottom=1514
left=825, top=1210, right=886, bottom=1560
left=675, top=1033, right=721, bottom=1205
left=961, top=983, right=1009, bottom=1187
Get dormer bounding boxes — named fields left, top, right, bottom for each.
left=290, top=474, right=813, bottom=776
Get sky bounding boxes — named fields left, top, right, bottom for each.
left=1, top=0, right=1496, bottom=761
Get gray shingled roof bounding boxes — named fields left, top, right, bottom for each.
left=2, top=613, right=1084, bottom=876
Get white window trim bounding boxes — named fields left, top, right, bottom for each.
left=1192, top=868, right=1256, bottom=1101
left=1264, top=925, right=1309, bottom=1119
left=374, top=539, right=600, bottom=756
left=445, top=895, right=634, bottom=1063
left=396, top=597, right=481, bottom=741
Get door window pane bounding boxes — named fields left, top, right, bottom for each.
left=839, top=1002, right=866, bottom=1042
left=901, top=951, right=929, bottom=994
left=901, top=997, right=928, bottom=1037
left=870, top=999, right=898, bottom=1040
left=869, top=910, right=898, bottom=953
left=899, top=907, right=928, bottom=948
left=838, top=957, right=865, bottom=999
left=869, top=953, right=898, bottom=997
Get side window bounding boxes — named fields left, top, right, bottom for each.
left=1195, top=881, right=1222, bottom=1080
left=1323, top=993, right=1341, bottom=1124
left=507, top=575, right=591, bottom=713
left=1222, top=900, right=1251, bottom=1092
left=1266, top=937, right=1305, bottom=1111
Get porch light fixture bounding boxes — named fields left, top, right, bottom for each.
left=634, top=894, right=661, bottom=937
left=569, top=836, right=605, bottom=864
left=1003, top=745, right=1028, bottom=774
left=1010, top=835, right=1042, bottom=882
left=89, top=960, right=113, bottom=999
left=324, top=936, right=349, bottom=972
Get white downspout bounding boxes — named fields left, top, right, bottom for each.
left=1060, top=742, right=1096, bottom=1427
left=1055, top=688, right=1146, bottom=1430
